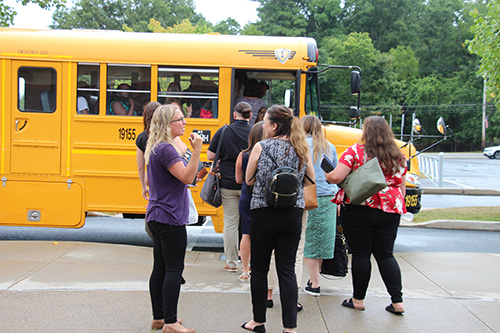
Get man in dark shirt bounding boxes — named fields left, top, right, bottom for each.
left=207, top=102, right=252, bottom=273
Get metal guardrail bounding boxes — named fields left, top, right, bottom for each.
left=417, top=153, right=444, bottom=187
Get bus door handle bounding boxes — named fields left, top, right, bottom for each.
left=15, top=119, right=27, bottom=132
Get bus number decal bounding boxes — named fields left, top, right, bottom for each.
left=118, top=128, right=136, bottom=140
left=405, top=194, right=419, bottom=207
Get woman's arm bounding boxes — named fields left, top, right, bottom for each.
left=399, top=174, right=406, bottom=197
left=136, top=147, right=149, bottom=200
left=324, top=162, right=351, bottom=184
left=245, top=143, right=262, bottom=186
left=168, top=133, right=203, bottom=184
left=235, top=152, right=244, bottom=184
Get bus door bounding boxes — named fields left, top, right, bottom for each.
left=11, top=61, right=61, bottom=174
left=1, top=61, right=85, bottom=228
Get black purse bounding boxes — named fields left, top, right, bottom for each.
left=320, top=225, right=349, bottom=279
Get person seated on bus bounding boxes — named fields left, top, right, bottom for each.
left=108, top=83, right=135, bottom=116
left=183, top=74, right=217, bottom=118
left=77, top=81, right=90, bottom=114
left=166, top=82, right=184, bottom=115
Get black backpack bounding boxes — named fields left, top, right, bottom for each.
left=261, top=145, right=300, bottom=208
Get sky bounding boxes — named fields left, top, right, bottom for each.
left=4, top=0, right=259, bottom=29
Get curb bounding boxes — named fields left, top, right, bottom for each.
left=422, top=188, right=500, bottom=196
left=400, top=219, right=500, bottom=231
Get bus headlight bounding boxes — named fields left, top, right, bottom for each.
left=406, top=173, right=420, bottom=188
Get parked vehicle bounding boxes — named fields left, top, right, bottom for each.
left=483, top=145, right=500, bottom=159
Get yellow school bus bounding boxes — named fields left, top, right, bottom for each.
left=0, top=28, right=421, bottom=232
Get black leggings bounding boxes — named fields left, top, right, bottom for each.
left=341, top=205, right=403, bottom=303
left=250, top=207, right=302, bottom=329
left=148, top=221, right=187, bottom=324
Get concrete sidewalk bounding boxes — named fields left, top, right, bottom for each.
left=1, top=241, right=500, bottom=332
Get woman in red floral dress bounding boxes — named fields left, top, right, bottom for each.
left=325, top=116, right=407, bottom=315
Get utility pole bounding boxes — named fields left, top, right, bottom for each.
left=482, top=75, right=487, bottom=149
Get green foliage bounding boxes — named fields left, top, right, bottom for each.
left=1, top=0, right=65, bottom=27
left=51, top=0, right=201, bottom=31
left=468, top=0, right=500, bottom=110
left=213, top=18, right=241, bottom=35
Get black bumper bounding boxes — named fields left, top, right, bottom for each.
left=405, top=187, right=422, bottom=214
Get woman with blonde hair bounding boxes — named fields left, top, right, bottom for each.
left=242, top=105, right=315, bottom=333
left=145, top=104, right=202, bottom=333
left=325, top=116, right=406, bottom=315
left=301, top=115, right=339, bottom=297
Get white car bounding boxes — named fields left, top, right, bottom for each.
left=483, top=145, right=500, bottom=159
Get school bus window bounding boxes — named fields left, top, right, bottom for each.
left=77, top=63, right=100, bottom=115
left=106, top=65, right=151, bottom=116
left=17, top=67, right=56, bottom=113
left=158, top=67, right=219, bottom=118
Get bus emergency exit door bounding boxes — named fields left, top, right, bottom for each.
left=11, top=61, right=62, bottom=175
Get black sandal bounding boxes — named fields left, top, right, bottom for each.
left=241, top=321, right=266, bottom=332
left=385, top=304, right=404, bottom=315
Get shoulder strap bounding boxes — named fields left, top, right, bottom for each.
left=261, top=140, right=298, bottom=168
left=212, top=126, right=227, bottom=170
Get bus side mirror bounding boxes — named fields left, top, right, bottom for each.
left=437, top=116, right=446, bottom=135
left=349, top=106, right=360, bottom=119
left=413, top=118, right=422, bottom=134
left=351, top=71, right=361, bottom=95
left=284, top=89, right=293, bottom=108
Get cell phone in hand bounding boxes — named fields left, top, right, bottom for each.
left=321, top=153, right=335, bottom=173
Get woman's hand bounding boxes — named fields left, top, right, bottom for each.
left=324, top=163, right=351, bottom=184
left=189, top=133, right=202, bottom=152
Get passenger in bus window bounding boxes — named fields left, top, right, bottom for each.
left=183, top=74, right=217, bottom=118
left=76, top=81, right=90, bottom=114
left=235, top=79, right=266, bottom=126
left=166, top=82, right=183, bottom=115
left=108, top=83, right=135, bottom=116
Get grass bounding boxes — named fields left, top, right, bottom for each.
left=413, top=206, right=500, bottom=223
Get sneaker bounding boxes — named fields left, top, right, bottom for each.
left=224, top=264, right=238, bottom=273
left=304, top=285, right=320, bottom=296
left=306, top=279, right=312, bottom=287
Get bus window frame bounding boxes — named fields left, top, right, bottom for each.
left=17, top=66, right=57, bottom=113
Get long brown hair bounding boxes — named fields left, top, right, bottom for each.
left=266, top=105, right=309, bottom=168
left=143, top=101, right=161, bottom=133
left=361, top=116, right=405, bottom=174
left=243, top=121, right=264, bottom=153
left=301, top=115, right=331, bottom=163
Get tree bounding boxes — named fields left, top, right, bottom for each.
left=1, top=0, right=65, bottom=27
left=252, top=0, right=308, bottom=36
left=147, top=18, right=213, bottom=34
left=416, top=0, right=478, bottom=76
left=251, top=0, right=343, bottom=41
left=213, top=18, right=240, bottom=35
left=468, top=0, right=500, bottom=109
left=51, top=0, right=204, bottom=32
left=342, top=0, right=423, bottom=52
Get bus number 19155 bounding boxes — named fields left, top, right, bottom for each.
left=118, top=128, right=136, bottom=140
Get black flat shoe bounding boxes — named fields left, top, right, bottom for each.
left=241, top=321, right=266, bottom=332
left=297, top=302, right=303, bottom=312
left=341, top=298, right=365, bottom=311
left=385, top=304, right=404, bottom=315
left=266, top=299, right=274, bottom=308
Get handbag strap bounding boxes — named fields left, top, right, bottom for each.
left=211, top=125, right=227, bottom=171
